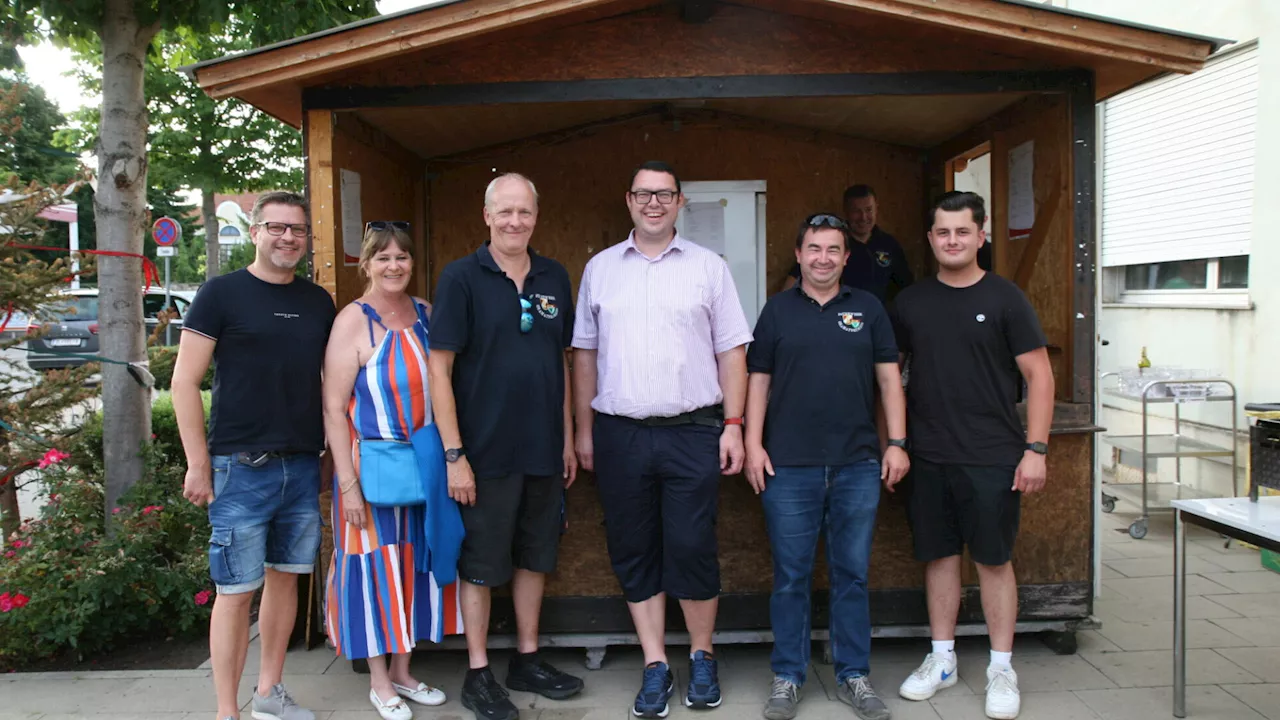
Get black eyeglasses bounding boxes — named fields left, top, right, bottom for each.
left=254, top=222, right=310, bottom=238
left=630, top=190, right=678, bottom=205
left=806, top=214, right=849, bottom=229
left=365, top=221, right=411, bottom=232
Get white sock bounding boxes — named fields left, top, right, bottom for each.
left=931, top=640, right=955, bottom=661
left=989, top=650, right=1013, bottom=671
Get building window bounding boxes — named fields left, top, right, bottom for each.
left=1107, top=256, right=1250, bottom=308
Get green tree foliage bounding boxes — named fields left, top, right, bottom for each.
left=0, top=79, right=79, bottom=185
left=2, top=0, right=377, bottom=522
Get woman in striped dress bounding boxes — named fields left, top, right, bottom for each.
left=322, top=223, right=462, bottom=720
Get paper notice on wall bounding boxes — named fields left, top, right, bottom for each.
left=683, top=200, right=726, bottom=256
left=340, top=169, right=362, bottom=266
left=1008, top=140, right=1034, bottom=240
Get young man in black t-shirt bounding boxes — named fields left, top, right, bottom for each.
left=746, top=214, right=909, bottom=720
left=892, top=192, right=1054, bottom=720
left=174, top=191, right=336, bottom=720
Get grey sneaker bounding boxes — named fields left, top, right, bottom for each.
left=838, top=676, right=892, bottom=720
left=763, top=676, right=800, bottom=720
left=251, top=683, right=315, bottom=720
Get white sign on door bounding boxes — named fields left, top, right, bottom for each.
left=677, top=181, right=767, bottom=328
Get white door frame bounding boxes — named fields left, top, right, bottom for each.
left=681, top=180, right=768, bottom=321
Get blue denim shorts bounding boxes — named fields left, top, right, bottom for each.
left=206, top=452, right=322, bottom=595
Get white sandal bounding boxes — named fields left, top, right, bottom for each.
left=369, top=688, right=413, bottom=720
left=392, top=681, right=447, bottom=706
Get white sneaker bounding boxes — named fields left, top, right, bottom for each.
left=984, top=667, right=1021, bottom=719
left=898, top=652, right=959, bottom=701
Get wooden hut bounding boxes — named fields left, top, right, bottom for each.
left=189, top=0, right=1219, bottom=657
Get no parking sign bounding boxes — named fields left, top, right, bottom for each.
left=152, top=216, right=180, bottom=247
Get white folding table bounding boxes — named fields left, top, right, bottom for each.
left=1170, top=496, right=1280, bottom=717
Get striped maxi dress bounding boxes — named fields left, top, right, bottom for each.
left=325, top=302, right=463, bottom=659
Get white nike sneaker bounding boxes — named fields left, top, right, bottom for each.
left=984, top=666, right=1021, bottom=719
left=898, top=652, right=959, bottom=701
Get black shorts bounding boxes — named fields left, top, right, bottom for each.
left=457, top=472, right=563, bottom=587
left=594, top=413, right=722, bottom=603
left=906, top=458, right=1020, bottom=566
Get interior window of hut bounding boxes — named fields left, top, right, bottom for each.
left=949, top=147, right=994, bottom=271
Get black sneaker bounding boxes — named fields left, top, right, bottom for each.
left=505, top=652, right=585, bottom=700
left=462, top=667, right=520, bottom=720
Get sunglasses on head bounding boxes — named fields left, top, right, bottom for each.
left=806, top=213, right=848, bottom=229
left=365, top=220, right=411, bottom=232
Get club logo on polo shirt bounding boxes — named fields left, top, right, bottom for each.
left=837, top=312, right=864, bottom=333
left=533, top=294, right=559, bottom=319
left=874, top=250, right=892, bottom=268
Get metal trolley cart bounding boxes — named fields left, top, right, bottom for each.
left=1100, top=372, right=1238, bottom=539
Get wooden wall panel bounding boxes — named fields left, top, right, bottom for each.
left=929, top=95, right=1074, bottom=401
left=309, top=112, right=425, bottom=307
left=327, top=5, right=1047, bottom=90
left=427, top=114, right=926, bottom=302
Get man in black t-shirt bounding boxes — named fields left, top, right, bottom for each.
left=746, top=213, right=909, bottom=720
left=780, top=185, right=914, bottom=305
left=174, top=191, right=336, bottom=720
left=427, top=173, right=584, bottom=720
left=892, top=192, right=1053, bottom=720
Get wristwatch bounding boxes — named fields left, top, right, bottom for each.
left=445, top=447, right=466, bottom=463
left=887, top=438, right=908, bottom=449
left=1026, top=441, right=1048, bottom=455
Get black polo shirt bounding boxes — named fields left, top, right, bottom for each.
left=746, top=284, right=898, bottom=467
left=789, top=226, right=914, bottom=304
left=429, top=243, right=574, bottom=480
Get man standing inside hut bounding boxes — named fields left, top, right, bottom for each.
left=893, top=191, right=1053, bottom=720
left=175, top=191, right=336, bottom=720
left=429, top=173, right=585, bottom=720
left=572, top=160, right=753, bottom=719
left=746, top=212, right=909, bottom=720
left=780, top=184, right=914, bottom=306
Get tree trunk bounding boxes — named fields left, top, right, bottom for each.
left=97, top=0, right=158, bottom=528
left=0, top=478, right=18, bottom=542
left=203, top=187, right=220, bottom=278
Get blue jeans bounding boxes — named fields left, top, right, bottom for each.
left=207, top=453, right=322, bottom=594
left=761, top=460, right=881, bottom=685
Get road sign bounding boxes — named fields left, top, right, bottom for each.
left=156, top=246, right=176, bottom=257
left=152, top=216, right=180, bottom=246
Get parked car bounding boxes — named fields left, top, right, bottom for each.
left=25, top=288, right=190, bottom=371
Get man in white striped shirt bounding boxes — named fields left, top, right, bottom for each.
left=572, top=161, right=753, bottom=719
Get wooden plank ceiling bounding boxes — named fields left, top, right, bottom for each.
left=352, top=93, right=1027, bottom=158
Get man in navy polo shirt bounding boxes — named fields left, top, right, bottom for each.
left=746, top=213, right=910, bottom=720
left=427, top=173, right=584, bottom=720
left=781, top=185, right=914, bottom=305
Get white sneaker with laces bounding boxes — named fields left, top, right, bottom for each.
left=898, top=652, right=959, bottom=701
left=984, top=667, right=1021, bottom=719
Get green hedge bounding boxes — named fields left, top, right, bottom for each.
left=147, top=346, right=213, bottom=392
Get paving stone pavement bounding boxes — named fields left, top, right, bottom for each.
left=1, top=506, right=1276, bottom=720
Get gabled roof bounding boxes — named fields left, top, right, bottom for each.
left=187, top=0, right=1223, bottom=128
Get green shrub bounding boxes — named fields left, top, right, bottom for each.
left=0, top=452, right=213, bottom=669
left=148, top=346, right=214, bottom=392
left=1, top=394, right=217, bottom=669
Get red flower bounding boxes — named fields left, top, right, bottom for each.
left=10, top=539, right=26, bottom=549
left=112, top=507, right=123, bottom=515
left=193, top=590, right=212, bottom=606
left=0, top=593, right=11, bottom=613
left=10, top=594, right=27, bottom=609
left=37, top=448, right=70, bottom=470
left=3, top=551, right=13, bottom=559
left=141, top=505, right=163, bottom=516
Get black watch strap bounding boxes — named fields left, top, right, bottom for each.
left=887, top=438, right=908, bottom=449
left=445, top=447, right=466, bottom=463
left=1026, top=441, right=1048, bottom=455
